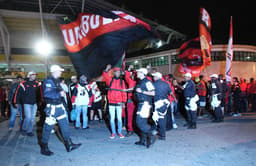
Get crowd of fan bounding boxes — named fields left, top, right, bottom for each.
left=0, top=64, right=254, bottom=149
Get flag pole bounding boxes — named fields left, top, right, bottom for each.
left=225, top=16, right=233, bottom=82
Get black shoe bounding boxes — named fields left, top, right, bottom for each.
left=40, top=143, right=54, bottom=156
left=75, top=127, right=80, bottom=130
left=27, top=132, right=34, bottom=137
left=212, top=119, right=220, bottom=123
left=135, top=134, right=146, bottom=146
left=21, top=130, right=26, bottom=136
left=64, top=139, right=82, bottom=152
left=147, top=134, right=156, bottom=148
left=191, top=123, right=197, bottom=129
left=187, top=123, right=192, bottom=129
left=82, top=126, right=89, bottom=130
left=125, top=131, right=133, bottom=137
left=158, top=136, right=166, bottom=140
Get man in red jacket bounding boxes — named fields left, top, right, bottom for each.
left=103, top=64, right=127, bottom=139
left=124, top=65, right=137, bottom=136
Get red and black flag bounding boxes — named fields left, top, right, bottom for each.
left=178, top=37, right=204, bottom=77
left=199, top=7, right=212, bottom=66
left=59, top=11, right=153, bottom=81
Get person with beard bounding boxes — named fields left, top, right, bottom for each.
left=13, top=71, right=41, bottom=136
left=40, top=65, right=81, bottom=156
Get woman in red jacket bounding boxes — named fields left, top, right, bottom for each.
left=103, top=64, right=127, bottom=139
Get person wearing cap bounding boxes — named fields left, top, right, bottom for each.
left=210, top=74, right=224, bottom=122
left=8, top=75, right=24, bottom=130
left=40, top=65, right=81, bottom=156
left=13, top=71, right=41, bottom=136
left=183, top=72, right=199, bottom=129
left=124, top=65, right=137, bottom=137
left=102, top=64, right=127, bottom=139
left=71, top=74, right=92, bottom=129
left=134, top=68, right=156, bottom=148
left=152, top=72, right=176, bottom=140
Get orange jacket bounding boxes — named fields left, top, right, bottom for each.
left=102, top=71, right=127, bottom=104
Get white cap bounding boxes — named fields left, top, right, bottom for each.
left=27, top=71, right=36, bottom=77
left=184, top=72, right=192, bottom=78
left=71, top=75, right=77, bottom=80
left=151, top=72, right=162, bottom=78
left=136, top=68, right=148, bottom=75
left=210, top=74, right=218, bottom=78
left=50, top=65, right=64, bottom=73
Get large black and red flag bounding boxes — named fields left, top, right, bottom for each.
left=178, top=37, right=204, bottom=77
left=199, top=7, right=212, bottom=66
left=59, top=11, right=153, bottom=81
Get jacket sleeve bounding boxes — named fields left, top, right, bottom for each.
left=102, top=69, right=113, bottom=86
left=71, top=85, right=78, bottom=105
left=13, top=83, right=24, bottom=104
left=121, top=80, right=127, bottom=103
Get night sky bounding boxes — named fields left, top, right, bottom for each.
left=107, top=0, right=256, bottom=45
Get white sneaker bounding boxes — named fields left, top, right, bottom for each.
left=51, top=129, right=55, bottom=134
left=232, top=114, right=238, bottom=117
left=173, top=124, right=178, bottom=129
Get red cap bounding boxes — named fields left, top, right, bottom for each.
left=114, top=67, right=121, bottom=72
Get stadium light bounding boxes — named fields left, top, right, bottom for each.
left=35, top=39, right=53, bottom=56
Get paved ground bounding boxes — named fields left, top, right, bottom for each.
left=0, top=113, right=256, bottom=166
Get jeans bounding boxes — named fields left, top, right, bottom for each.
left=109, top=105, right=122, bottom=134
left=23, top=104, right=37, bottom=133
left=9, top=104, right=23, bottom=128
left=75, top=105, right=88, bottom=128
left=171, top=101, right=177, bottom=124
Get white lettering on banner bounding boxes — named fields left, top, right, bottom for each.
left=81, top=15, right=90, bottom=34
left=123, top=15, right=136, bottom=23
left=62, top=29, right=75, bottom=46
left=202, top=9, right=209, bottom=27
left=61, top=13, right=138, bottom=46
left=90, top=15, right=100, bottom=29
left=102, top=17, right=113, bottom=25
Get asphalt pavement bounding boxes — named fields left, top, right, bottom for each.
left=0, top=113, right=256, bottom=166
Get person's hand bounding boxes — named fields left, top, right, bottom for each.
left=136, top=88, right=142, bottom=93
left=60, top=91, right=66, bottom=97
left=128, top=65, right=134, bottom=71
left=105, top=64, right=112, bottom=72
left=121, top=103, right=126, bottom=108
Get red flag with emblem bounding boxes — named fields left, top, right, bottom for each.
left=199, top=8, right=212, bottom=66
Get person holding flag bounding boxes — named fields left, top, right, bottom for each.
left=103, top=64, right=127, bottom=139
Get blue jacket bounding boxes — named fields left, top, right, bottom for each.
left=184, top=80, right=196, bottom=98
left=43, top=76, right=63, bottom=104
left=153, top=79, right=171, bottom=101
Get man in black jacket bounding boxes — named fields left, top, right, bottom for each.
left=8, top=76, right=23, bottom=130
left=14, top=71, right=41, bottom=136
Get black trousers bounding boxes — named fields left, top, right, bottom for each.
left=186, top=109, right=197, bottom=124
left=41, top=104, right=70, bottom=144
